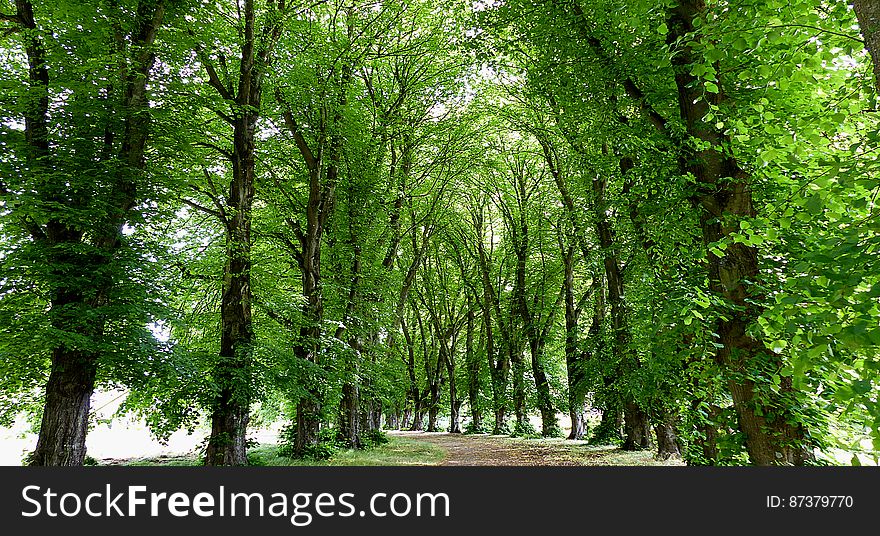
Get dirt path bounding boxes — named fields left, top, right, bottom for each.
left=390, top=431, right=683, bottom=466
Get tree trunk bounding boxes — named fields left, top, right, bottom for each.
left=465, top=299, right=484, bottom=432
left=699, top=405, right=721, bottom=464
left=427, top=390, right=440, bottom=432
left=202, top=0, right=286, bottom=465
left=339, top=381, right=361, bottom=448
left=449, top=402, right=462, bottom=434
left=205, top=117, right=256, bottom=466
left=529, top=341, right=559, bottom=437
left=439, top=330, right=461, bottom=434
left=511, top=343, right=528, bottom=432
left=29, top=349, right=98, bottom=466
left=410, top=398, right=424, bottom=431
left=854, top=0, right=880, bottom=93
left=473, top=210, right=510, bottom=435
left=446, top=354, right=461, bottom=434
left=622, top=400, right=652, bottom=450
left=654, top=411, right=684, bottom=460
left=668, top=0, right=811, bottom=465
left=402, top=315, right=423, bottom=431
left=370, top=400, right=382, bottom=431
left=562, top=244, right=592, bottom=440
left=592, top=170, right=649, bottom=451
left=591, top=401, right=623, bottom=445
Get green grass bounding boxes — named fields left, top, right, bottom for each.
left=109, top=436, right=445, bottom=467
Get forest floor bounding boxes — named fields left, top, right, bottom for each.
left=92, top=432, right=682, bottom=466
left=392, top=431, right=684, bottom=466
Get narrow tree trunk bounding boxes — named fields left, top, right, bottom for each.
left=446, top=347, right=462, bottom=434
left=561, top=245, right=591, bottom=440
left=449, top=402, right=462, bottom=434
left=402, top=315, right=423, bottom=431
left=694, top=404, right=721, bottom=464
left=592, top=170, right=649, bottom=450
left=203, top=0, right=285, bottom=465
left=474, top=211, right=510, bottom=435
left=465, top=299, right=484, bottom=432
left=511, top=344, right=528, bottom=432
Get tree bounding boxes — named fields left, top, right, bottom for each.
left=1, top=0, right=167, bottom=466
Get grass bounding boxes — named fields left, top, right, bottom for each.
left=107, top=435, right=445, bottom=467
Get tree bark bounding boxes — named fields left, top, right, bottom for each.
left=339, top=381, right=361, bottom=448
left=854, top=0, right=880, bottom=93
left=561, top=243, right=594, bottom=440
left=653, top=411, right=684, bottom=460
left=30, top=349, right=98, bottom=466
left=511, top=341, right=528, bottom=432
left=465, top=299, right=484, bottom=431
left=443, top=338, right=462, bottom=433
left=668, top=0, right=812, bottom=465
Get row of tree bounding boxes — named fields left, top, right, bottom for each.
left=1, top=0, right=879, bottom=465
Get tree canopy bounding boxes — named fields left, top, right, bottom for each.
left=1, top=0, right=878, bottom=466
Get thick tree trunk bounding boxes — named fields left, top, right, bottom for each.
left=529, top=341, right=559, bottom=437
left=29, top=349, right=98, bottom=466
left=20, top=0, right=166, bottom=466
left=409, top=401, right=425, bottom=432
left=427, top=388, right=440, bottom=432
left=668, top=0, right=811, bottom=465
left=654, top=411, right=684, bottom=460
left=20, top=0, right=165, bottom=466
left=492, top=406, right=507, bottom=435
left=369, top=399, right=382, bottom=431
left=294, top=227, right=325, bottom=454
left=854, top=0, right=880, bottom=93
left=622, top=400, right=652, bottom=450
left=591, top=401, right=623, bottom=445
left=339, top=382, right=361, bottom=448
